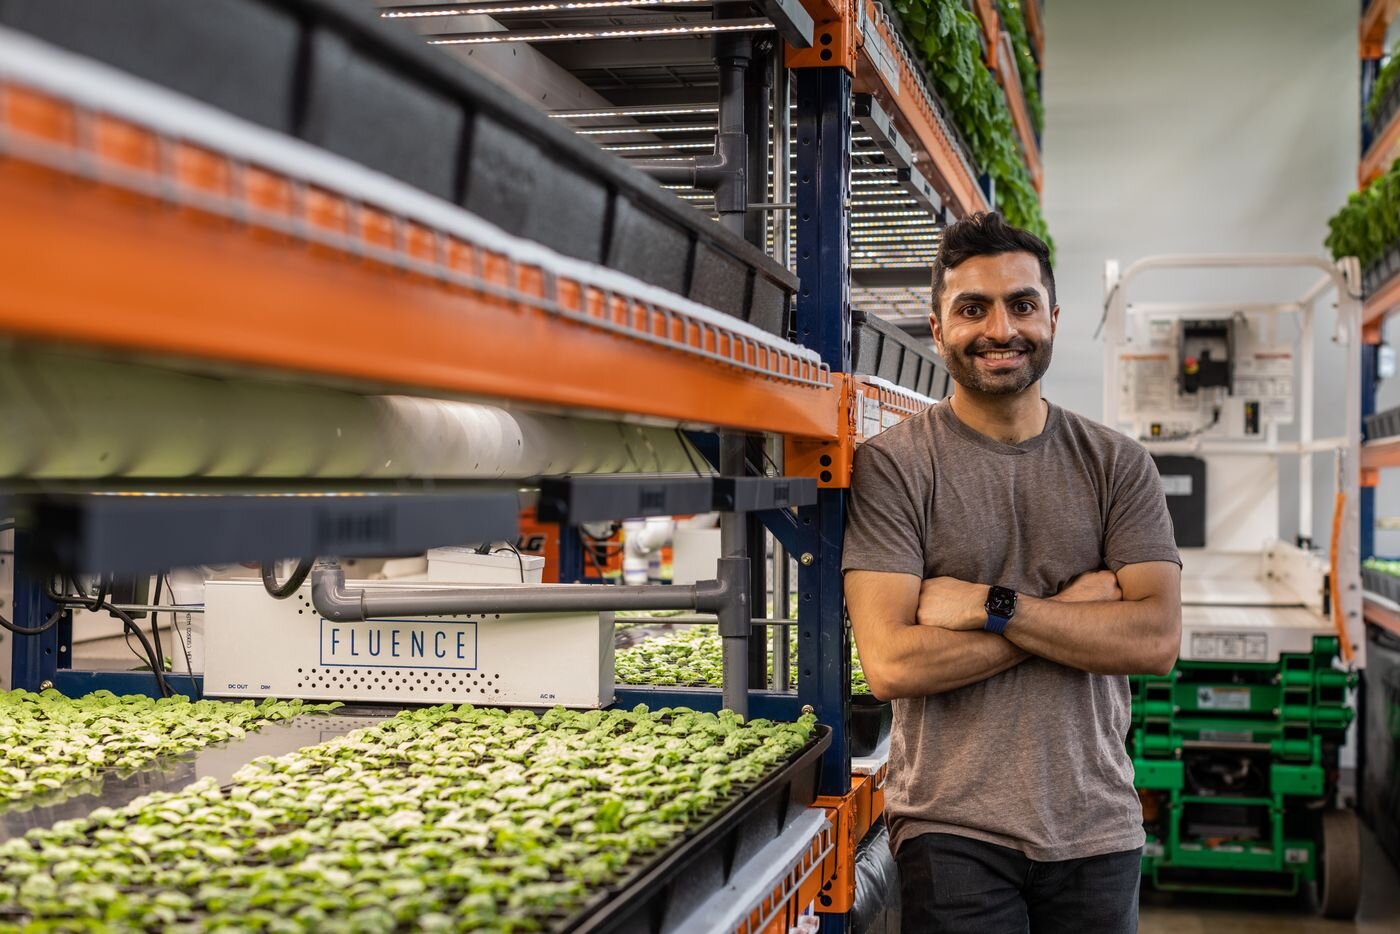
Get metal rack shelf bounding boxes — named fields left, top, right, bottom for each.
left=1024, top=0, right=1044, bottom=62
left=0, top=42, right=835, bottom=439
left=1360, top=99, right=1400, bottom=186
left=1363, top=265, right=1400, bottom=330
left=1363, top=590, right=1400, bottom=639
left=1363, top=434, right=1400, bottom=471
left=1363, top=0, right=1400, bottom=58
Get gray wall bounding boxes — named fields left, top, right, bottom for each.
left=1040, top=0, right=1358, bottom=545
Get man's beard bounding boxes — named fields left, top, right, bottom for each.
left=941, top=336, right=1054, bottom=396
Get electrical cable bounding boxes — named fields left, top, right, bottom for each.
left=154, top=574, right=200, bottom=700
left=52, top=574, right=171, bottom=697
left=492, top=543, right=527, bottom=583
left=145, top=573, right=166, bottom=677
left=261, top=558, right=313, bottom=600
left=0, top=605, right=67, bottom=635
left=675, top=428, right=707, bottom=478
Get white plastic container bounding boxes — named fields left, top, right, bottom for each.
left=427, top=547, right=544, bottom=584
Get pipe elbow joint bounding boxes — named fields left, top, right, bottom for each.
left=310, top=561, right=364, bottom=622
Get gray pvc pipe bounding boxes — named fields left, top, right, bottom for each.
left=310, top=562, right=730, bottom=622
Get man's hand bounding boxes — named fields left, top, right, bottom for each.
left=916, top=577, right=987, bottom=631
left=1052, top=570, right=1122, bottom=604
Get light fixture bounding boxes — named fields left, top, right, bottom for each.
left=382, top=0, right=708, bottom=16
left=601, top=142, right=712, bottom=153
left=577, top=124, right=717, bottom=136
left=851, top=210, right=934, bottom=220
left=552, top=105, right=718, bottom=120
left=428, top=19, right=775, bottom=45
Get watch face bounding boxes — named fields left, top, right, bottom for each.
left=986, top=586, right=1017, bottom=618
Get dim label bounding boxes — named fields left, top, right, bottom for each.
left=1196, top=686, right=1252, bottom=711
left=1191, top=631, right=1269, bottom=661
left=1161, top=475, right=1193, bottom=496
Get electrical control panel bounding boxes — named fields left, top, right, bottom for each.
left=1116, top=312, right=1294, bottom=442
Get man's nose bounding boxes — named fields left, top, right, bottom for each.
left=983, top=304, right=1017, bottom=343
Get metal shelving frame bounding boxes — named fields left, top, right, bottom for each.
left=0, top=0, right=1029, bottom=926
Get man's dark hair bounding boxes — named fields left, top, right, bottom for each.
left=930, top=212, right=1055, bottom=319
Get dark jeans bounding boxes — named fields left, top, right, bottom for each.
left=896, top=832, right=1142, bottom=934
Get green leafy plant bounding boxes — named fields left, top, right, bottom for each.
left=998, top=0, right=1044, bottom=136
left=1324, top=157, right=1400, bottom=271
left=616, top=626, right=870, bottom=695
left=0, top=704, right=816, bottom=930
left=892, top=0, right=1051, bottom=248
left=0, top=689, right=341, bottom=807
left=1364, top=557, right=1400, bottom=577
left=1369, top=51, right=1400, bottom=131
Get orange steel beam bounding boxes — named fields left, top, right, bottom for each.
left=788, top=0, right=856, bottom=71
left=0, top=78, right=844, bottom=444
left=995, top=34, right=1043, bottom=192
left=1024, top=0, right=1045, bottom=62
left=1363, top=594, right=1400, bottom=639
left=852, top=0, right=989, bottom=217
left=0, top=159, right=840, bottom=441
left=973, top=0, right=1002, bottom=69
left=1362, top=0, right=1400, bottom=58
left=1360, top=105, right=1400, bottom=187
left=814, top=773, right=877, bottom=915
left=1363, top=268, right=1400, bottom=331
left=749, top=820, right=838, bottom=934
left=787, top=377, right=934, bottom=488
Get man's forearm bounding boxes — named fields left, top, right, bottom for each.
left=871, top=625, right=1029, bottom=699
left=1005, top=595, right=1178, bottom=676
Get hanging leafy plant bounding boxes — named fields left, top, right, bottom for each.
left=998, top=0, right=1044, bottom=136
left=1368, top=50, right=1400, bottom=132
left=1325, top=157, right=1400, bottom=276
left=892, top=0, right=1052, bottom=249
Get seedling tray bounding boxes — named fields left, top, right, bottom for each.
left=559, top=724, right=831, bottom=934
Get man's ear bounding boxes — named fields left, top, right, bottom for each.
left=929, top=311, right=944, bottom=355
left=1050, top=304, right=1060, bottom=338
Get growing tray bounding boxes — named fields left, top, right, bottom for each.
left=560, top=724, right=831, bottom=934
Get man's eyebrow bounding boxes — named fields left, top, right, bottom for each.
left=1004, top=287, right=1043, bottom=303
left=948, top=287, right=1043, bottom=306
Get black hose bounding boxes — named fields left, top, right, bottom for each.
left=104, top=600, right=172, bottom=698
left=262, top=558, right=314, bottom=600
left=0, top=606, right=67, bottom=636
left=147, top=573, right=166, bottom=676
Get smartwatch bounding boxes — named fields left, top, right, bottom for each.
left=984, top=585, right=1017, bottom=635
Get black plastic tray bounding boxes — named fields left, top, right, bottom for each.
left=0, top=0, right=796, bottom=334
left=560, top=724, right=831, bottom=934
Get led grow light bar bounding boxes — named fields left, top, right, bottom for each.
left=428, top=19, right=775, bottom=45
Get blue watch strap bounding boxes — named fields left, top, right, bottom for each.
left=984, top=612, right=1011, bottom=635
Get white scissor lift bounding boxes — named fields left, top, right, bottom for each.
left=1102, top=255, right=1364, bottom=917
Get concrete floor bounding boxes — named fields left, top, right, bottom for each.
left=1140, top=827, right=1400, bottom=933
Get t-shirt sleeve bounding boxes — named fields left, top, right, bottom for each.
left=1104, top=443, right=1183, bottom=571
left=841, top=442, right=925, bottom=578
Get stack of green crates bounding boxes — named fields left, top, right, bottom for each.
left=1129, top=635, right=1355, bottom=899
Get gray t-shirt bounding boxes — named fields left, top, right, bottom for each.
left=841, top=399, right=1180, bottom=862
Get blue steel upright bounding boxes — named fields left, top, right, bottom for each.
left=10, top=531, right=67, bottom=692
left=1362, top=342, right=1378, bottom=561
left=792, top=66, right=853, bottom=799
